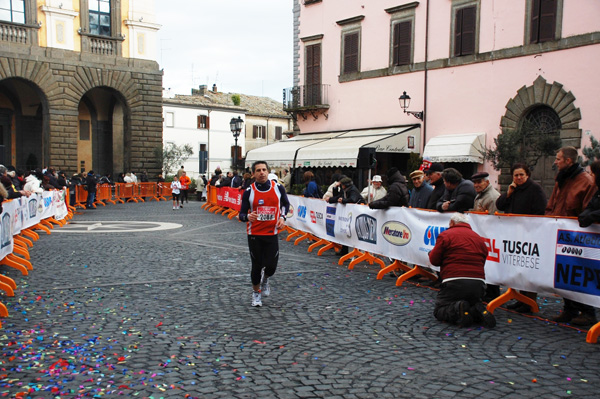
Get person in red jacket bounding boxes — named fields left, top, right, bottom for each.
left=428, top=213, right=496, bottom=328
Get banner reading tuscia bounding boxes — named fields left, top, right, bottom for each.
left=285, top=196, right=600, bottom=309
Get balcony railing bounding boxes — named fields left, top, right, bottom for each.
left=0, top=21, right=32, bottom=44
left=89, top=36, right=117, bottom=55
left=283, top=84, right=330, bottom=111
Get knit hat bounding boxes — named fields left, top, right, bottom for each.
left=387, top=167, right=399, bottom=179
left=340, top=177, right=353, bottom=186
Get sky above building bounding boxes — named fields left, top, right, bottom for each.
left=156, top=0, right=293, bottom=103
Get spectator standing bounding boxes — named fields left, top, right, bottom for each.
left=408, top=170, right=433, bottom=209
left=139, top=170, right=149, bottom=183
left=231, top=171, right=243, bottom=188
left=156, top=173, right=165, bottom=183
left=282, top=169, right=292, bottom=192
left=238, top=161, right=290, bottom=307
left=85, top=170, right=97, bottom=209
left=495, top=163, right=547, bottom=216
left=436, top=168, right=476, bottom=213
left=429, top=213, right=496, bottom=328
left=117, top=173, right=126, bottom=183
left=302, top=171, right=321, bottom=198
left=578, top=160, right=600, bottom=228
left=336, top=177, right=364, bottom=204
left=323, top=173, right=343, bottom=201
left=425, top=163, right=446, bottom=210
left=176, top=166, right=185, bottom=179
left=0, top=165, right=30, bottom=199
left=546, top=147, right=597, bottom=325
left=124, top=173, right=134, bottom=183
left=471, top=172, right=500, bottom=214
left=170, top=175, right=182, bottom=210
left=179, top=171, right=191, bottom=205
left=368, top=167, right=409, bottom=209
left=360, top=175, right=387, bottom=203
left=241, top=172, right=253, bottom=190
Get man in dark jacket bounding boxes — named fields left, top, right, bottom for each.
left=425, top=163, right=445, bottom=210
left=408, top=170, right=433, bottom=209
left=369, top=167, right=409, bottom=209
left=436, top=168, right=476, bottom=213
left=85, top=170, right=97, bottom=209
left=429, top=213, right=496, bottom=328
left=336, top=177, right=363, bottom=204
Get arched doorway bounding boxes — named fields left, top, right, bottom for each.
left=78, top=87, right=130, bottom=176
left=0, top=78, right=48, bottom=170
left=500, top=76, right=582, bottom=196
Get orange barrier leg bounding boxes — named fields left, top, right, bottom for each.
left=587, top=321, right=600, bottom=344
left=40, top=220, right=54, bottom=229
left=377, top=259, right=412, bottom=279
left=486, top=287, right=539, bottom=314
left=317, top=242, right=341, bottom=256
left=338, top=248, right=364, bottom=265
left=308, top=238, right=332, bottom=253
left=293, top=232, right=313, bottom=246
left=395, top=265, right=438, bottom=287
left=14, top=235, right=33, bottom=248
left=0, top=302, right=8, bottom=317
left=227, top=211, right=239, bottom=219
left=286, top=229, right=302, bottom=242
left=21, top=229, right=40, bottom=241
left=348, top=252, right=386, bottom=270
left=0, top=256, right=28, bottom=275
left=33, top=223, right=51, bottom=235
left=7, top=254, right=32, bottom=271
left=0, top=275, right=16, bottom=290
left=0, top=281, right=14, bottom=297
left=48, top=217, right=66, bottom=227
left=12, top=245, right=30, bottom=260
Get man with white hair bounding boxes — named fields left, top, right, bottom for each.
left=428, top=213, right=496, bottom=328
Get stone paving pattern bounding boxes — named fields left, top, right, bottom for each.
left=0, top=200, right=599, bottom=398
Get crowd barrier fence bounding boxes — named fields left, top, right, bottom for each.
left=203, top=189, right=600, bottom=344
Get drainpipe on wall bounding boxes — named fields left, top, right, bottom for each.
left=422, top=0, right=429, bottom=154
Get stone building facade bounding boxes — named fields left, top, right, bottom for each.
left=0, top=0, right=162, bottom=177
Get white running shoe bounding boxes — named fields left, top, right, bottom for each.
left=252, top=291, right=262, bottom=307
left=173, top=206, right=176, bottom=210
left=261, top=279, right=270, bottom=297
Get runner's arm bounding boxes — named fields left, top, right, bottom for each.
left=238, top=188, right=252, bottom=222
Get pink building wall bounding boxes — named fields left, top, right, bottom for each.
left=295, top=0, right=600, bottom=184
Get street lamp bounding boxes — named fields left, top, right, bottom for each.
left=398, top=91, right=424, bottom=121
left=229, top=116, right=243, bottom=170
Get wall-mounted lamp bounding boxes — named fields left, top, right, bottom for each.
left=398, top=91, right=424, bottom=121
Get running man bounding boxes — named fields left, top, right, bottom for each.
left=238, top=161, right=290, bottom=307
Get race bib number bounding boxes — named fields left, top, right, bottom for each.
left=257, top=206, right=277, bottom=221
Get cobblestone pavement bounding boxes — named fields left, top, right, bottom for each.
left=1, top=200, right=599, bottom=398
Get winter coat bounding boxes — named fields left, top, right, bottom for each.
left=578, top=189, right=600, bottom=227
left=338, top=184, right=364, bottom=204
left=545, top=165, right=595, bottom=217
left=24, top=175, right=44, bottom=194
left=409, top=183, right=433, bottom=209
left=472, top=184, right=501, bottom=214
left=436, top=179, right=476, bottom=213
left=495, top=178, right=546, bottom=215
left=369, top=170, right=409, bottom=209
left=85, top=173, right=97, bottom=193
left=426, top=179, right=445, bottom=210
left=428, top=223, right=488, bottom=282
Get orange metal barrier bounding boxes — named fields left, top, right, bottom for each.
left=139, top=182, right=160, bottom=202
left=74, top=185, right=89, bottom=209
left=95, top=184, right=116, bottom=205
left=157, top=183, right=172, bottom=201
left=115, top=183, right=136, bottom=203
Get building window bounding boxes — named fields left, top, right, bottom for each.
left=452, top=3, right=478, bottom=57
left=165, top=112, right=174, bottom=128
left=197, top=115, right=209, bottom=129
left=0, top=0, right=25, bottom=24
left=305, top=43, right=322, bottom=106
left=392, top=20, right=412, bottom=66
left=253, top=125, right=266, bottom=139
left=275, top=126, right=283, bottom=141
left=529, top=0, right=558, bottom=43
left=89, top=0, right=111, bottom=36
left=342, top=31, right=360, bottom=74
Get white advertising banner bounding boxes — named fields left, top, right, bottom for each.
left=285, top=196, right=600, bottom=308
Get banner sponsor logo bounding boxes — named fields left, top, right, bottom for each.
left=286, top=204, right=294, bottom=220
left=326, top=206, right=336, bottom=237
left=297, top=205, right=307, bottom=222
left=381, top=221, right=411, bottom=246
left=554, top=230, right=600, bottom=296
left=500, top=239, right=540, bottom=269
left=355, top=214, right=377, bottom=244
left=423, top=225, right=447, bottom=246
left=483, top=238, right=500, bottom=262
left=310, top=210, right=323, bottom=224
left=338, top=212, right=352, bottom=238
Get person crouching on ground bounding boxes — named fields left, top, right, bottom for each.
left=428, top=213, right=496, bottom=328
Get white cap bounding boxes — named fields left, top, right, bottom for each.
left=372, top=175, right=382, bottom=182
left=268, top=173, right=279, bottom=181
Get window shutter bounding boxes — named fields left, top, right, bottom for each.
left=253, top=125, right=257, bottom=139
left=305, top=43, right=322, bottom=105
left=343, top=32, right=359, bottom=74
left=205, top=116, right=210, bottom=130
left=538, top=0, right=556, bottom=42
left=275, top=126, right=282, bottom=141
left=397, top=20, right=412, bottom=65
left=460, top=6, right=476, bottom=55
left=454, top=8, right=463, bottom=57
left=530, top=0, right=541, bottom=43
left=231, top=146, right=235, bottom=158
left=197, top=115, right=202, bottom=129
left=392, top=23, right=400, bottom=65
